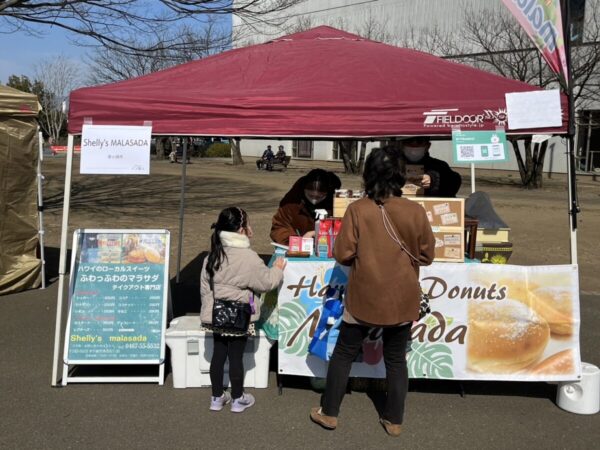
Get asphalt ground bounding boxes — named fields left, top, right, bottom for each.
left=1, top=158, right=599, bottom=449
left=0, top=282, right=598, bottom=449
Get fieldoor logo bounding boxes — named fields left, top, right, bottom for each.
left=423, top=108, right=507, bottom=128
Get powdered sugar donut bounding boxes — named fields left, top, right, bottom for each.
left=467, top=299, right=550, bottom=373
left=528, top=287, right=574, bottom=336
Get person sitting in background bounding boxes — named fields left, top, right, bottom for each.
left=270, top=169, right=341, bottom=245
left=275, top=145, right=287, bottom=163
left=400, top=137, right=461, bottom=197
left=256, top=145, right=275, bottom=170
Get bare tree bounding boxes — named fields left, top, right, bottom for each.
left=87, top=18, right=231, bottom=84
left=397, top=3, right=600, bottom=188
left=0, top=0, right=304, bottom=56
left=33, top=56, right=82, bottom=144
left=230, top=138, right=244, bottom=166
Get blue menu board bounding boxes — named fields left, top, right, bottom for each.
left=64, top=230, right=170, bottom=364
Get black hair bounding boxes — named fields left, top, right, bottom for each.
left=363, top=146, right=407, bottom=204
left=303, top=169, right=335, bottom=192
left=206, top=207, right=248, bottom=286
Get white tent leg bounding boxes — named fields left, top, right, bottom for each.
left=37, top=132, right=46, bottom=289
left=566, top=137, right=578, bottom=265
left=51, top=134, right=75, bottom=386
left=176, top=140, right=188, bottom=283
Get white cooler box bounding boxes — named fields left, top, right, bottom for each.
left=165, top=316, right=273, bottom=389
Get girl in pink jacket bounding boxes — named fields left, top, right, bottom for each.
left=200, top=207, right=286, bottom=413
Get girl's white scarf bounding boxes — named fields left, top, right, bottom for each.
left=219, top=231, right=251, bottom=249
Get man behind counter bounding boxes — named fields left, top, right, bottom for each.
left=401, top=137, right=462, bottom=197
left=270, top=169, right=341, bottom=245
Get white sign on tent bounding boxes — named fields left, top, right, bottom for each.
left=80, top=125, right=152, bottom=175
left=505, top=89, right=562, bottom=130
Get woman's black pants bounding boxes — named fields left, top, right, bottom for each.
left=210, top=333, right=247, bottom=399
left=321, top=321, right=411, bottom=424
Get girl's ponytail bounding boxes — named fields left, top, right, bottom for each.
left=205, top=207, right=248, bottom=287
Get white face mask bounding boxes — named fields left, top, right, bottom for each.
left=404, top=147, right=426, bottom=162
left=307, top=196, right=326, bottom=205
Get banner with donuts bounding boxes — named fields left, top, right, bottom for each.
left=277, top=261, right=581, bottom=381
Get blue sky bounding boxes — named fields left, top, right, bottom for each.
left=0, top=29, right=87, bottom=83
left=0, top=14, right=232, bottom=85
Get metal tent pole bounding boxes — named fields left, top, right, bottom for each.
left=37, top=132, right=46, bottom=289
left=564, top=0, right=579, bottom=265
left=176, top=139, right=188, bottom=283
left=51, top=134, right=75, bottom=386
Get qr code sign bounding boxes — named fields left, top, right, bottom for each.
left=459, top=145, right=474, bottom=158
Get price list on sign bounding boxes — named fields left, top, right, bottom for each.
left=64, top=230, right=170, bottom=364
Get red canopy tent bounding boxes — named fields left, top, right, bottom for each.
left=69, top=26, right=567, bottom=137
left=54, top=26, right=577, bottom=386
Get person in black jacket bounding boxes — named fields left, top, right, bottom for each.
left=401, top=137, right=461, bottom=197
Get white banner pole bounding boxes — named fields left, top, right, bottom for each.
left=37, top=131, right=46, bottom=289
left=566, top=138, right=578, bottom=264
left=470, top=163, right=476, bottom=193
left=51, top=134, right=75, bottom=386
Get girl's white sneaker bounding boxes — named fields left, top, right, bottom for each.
left=231, top=393, right=255, bottom=413
left=209, top=392, right=231, bottom=411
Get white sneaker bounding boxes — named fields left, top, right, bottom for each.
left=230, top=393, right=255, bottom=413
left=209, top=392, right=231, bottom=411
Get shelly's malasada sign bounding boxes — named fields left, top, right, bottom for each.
left=80, top=124, right=152, bottom=175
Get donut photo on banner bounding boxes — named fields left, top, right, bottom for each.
left=466, top=266, right=579, bottom=377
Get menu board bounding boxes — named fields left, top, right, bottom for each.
left=409, top=197, right=465, bottom=262
left=64, top=229, right=170, bottom=364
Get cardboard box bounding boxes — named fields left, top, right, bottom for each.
left=433, top=229, right=464, bottom=262
left=411, top=198, right=465, bottom=228
left=474, top=242, right=513, bottom=264
left=333, top=190, right=363, bottom=218
left=476, top=228, right=510, bottom=244
left=408, top=197, right=466, bottom=262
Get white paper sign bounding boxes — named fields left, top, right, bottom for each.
left=532, top=134, right=552, bottom=144
left=505, top=89, right=562, bottom=130
left=80, top=125, right=152, bottom=174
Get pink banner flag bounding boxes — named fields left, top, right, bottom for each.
left=502, top=0, right=569, bottom=84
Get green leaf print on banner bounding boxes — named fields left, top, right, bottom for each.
left=407, top=342, right=454, bottom=379
left=278, top=301, right=311, bottom=357
left=424, top=315, right=453, bottom=329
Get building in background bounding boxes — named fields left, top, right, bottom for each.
left=232, top=0, right=599, bottom=174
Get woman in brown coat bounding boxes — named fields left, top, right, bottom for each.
left=310, top=146, right=435, bottom=437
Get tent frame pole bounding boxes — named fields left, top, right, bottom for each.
left=51, top=134, right=74, bottom=386
left=564, top=0, right=579, bottom=265
left=37, top=131, right=46, bottom=289
left=176, top=139, right=188, bottom=283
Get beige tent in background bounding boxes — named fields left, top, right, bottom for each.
left=0, top=85, right=42, bottom=294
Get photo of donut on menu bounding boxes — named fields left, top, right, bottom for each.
left=466, top=267, right=579, bottom=377
left=123, top=233, right=166, bottom=264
